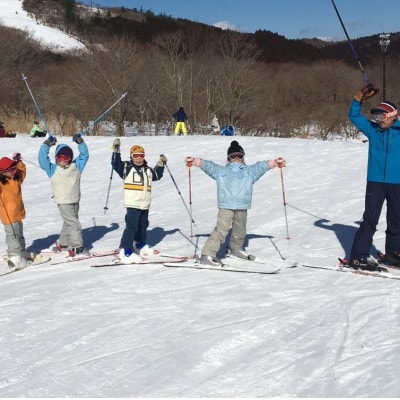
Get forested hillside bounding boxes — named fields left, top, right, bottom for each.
left=0, top=0, right=399, bottom=138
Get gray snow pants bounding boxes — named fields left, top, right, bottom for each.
left=201, top=208, right=247, bottom=257
left=4, top=221, right=26, bottom=256
left=58, top=203, right=83, bottom=248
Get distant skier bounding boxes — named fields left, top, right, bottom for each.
left=210, top=115, right=220, bottom=134
left=172, top=106, right=188, bottom=135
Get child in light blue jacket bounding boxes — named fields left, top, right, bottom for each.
left=186, top=140, right=285, bottom=266
left=38, top=134, right=89, bottom=255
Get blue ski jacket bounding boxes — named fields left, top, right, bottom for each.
left=348, top=99, right=400, bottom=184
left=199, top=159, right=270, bottom=210
left=172, top=107, right=187, bottom=122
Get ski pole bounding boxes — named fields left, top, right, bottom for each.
left=164, top=162, right=196, bottom=227
left=21, top=73, right=53, bottom=137
left=80, top=92, right=128, bottom=136
left=330, top=0, right=371, bottom=86
left=277, top=157, right=290, bottom=240
left=0, top=195, right=16, bottom=237
left=187, top=157, right=195, bottom=239
left=103, top=166, right=114, bottom=215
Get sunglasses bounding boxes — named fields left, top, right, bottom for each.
left=131, top=153, right=145, bottom=159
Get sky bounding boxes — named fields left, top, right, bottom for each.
left=79, top=0, right=399, bottom=41
left=2, top=132, right=400, bottom=397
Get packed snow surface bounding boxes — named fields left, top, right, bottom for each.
left=1, top=134, right=400, bottom=397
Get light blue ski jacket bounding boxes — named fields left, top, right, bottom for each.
left=199, top=159, right=270, bottom=209
left=349, top=99, right=400, bottom=184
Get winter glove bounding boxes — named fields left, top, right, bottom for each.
left=185, top=156, right=194, bottom=167
left=185, top=157, right=201, bottom=167
left=269, top=158, right=286, bottom=169
left=72, top=132, right=84, bottom=144
left=354, top=83, right=379, bottom=102
left=44, top=136, right=57, bottom=147
left=112, top=138, right=121, bottom=153
left=157, top=154, right=167, bottom=167
left=12, top=153, right=21, bottom=162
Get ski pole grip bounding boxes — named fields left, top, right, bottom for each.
left=186, top=156, right=193, bottom=168
left=277, top=157, right=283, bottom=168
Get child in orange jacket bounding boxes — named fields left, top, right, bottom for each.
left=0, top=153, right=29, bottom=268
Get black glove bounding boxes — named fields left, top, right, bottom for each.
left=12, top=153, right=21, bottom=162
left=73, top=132, right=84, bottom=144
left=44, top=136, right=57, bottom=147
left=112, top=138, right=121, bottom=153
left=354, top=83, right=379, bottom=102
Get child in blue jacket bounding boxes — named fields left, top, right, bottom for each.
left=186, top=140, right=285, bottom=266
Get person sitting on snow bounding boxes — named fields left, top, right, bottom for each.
left=30, top=121, right=47, bottom=138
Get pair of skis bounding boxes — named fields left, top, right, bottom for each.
left=90, top=254, right=286, bottom=275
left=301, top=254, right=400, bottom=281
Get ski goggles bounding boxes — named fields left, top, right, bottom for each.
left=55, top=154, right=72, bottom=163
left=373, top=110, right=398, bottom=122
left=0, top=165, right=17, bottom=175
left=228, top=153, right=244, bottom=160
left=131, top=153, right=145, bottom=159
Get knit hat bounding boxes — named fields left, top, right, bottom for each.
left=371, top=101, right=398, bottom=117
left=56, top=146, right=73, bottom=161
left=227, top=140, right=245, bottom=157
left=130, top=145, right=145, bottom=155
left=0, top=157, right=16, bottom=172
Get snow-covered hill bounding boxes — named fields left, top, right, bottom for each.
left=0, top=0, right=85, bottom=52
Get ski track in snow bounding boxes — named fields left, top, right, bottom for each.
left=1, top=136, right=400, bottom=396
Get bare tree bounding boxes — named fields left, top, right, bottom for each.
left=67, top=36, right=139, bottom=136
left=213, top=31, right=260, bottom=128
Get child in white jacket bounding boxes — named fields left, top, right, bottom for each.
left=38, top=134, right=89, bottom=255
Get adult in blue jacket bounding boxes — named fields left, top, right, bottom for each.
left=186, top=140, right=286, bottom=266
left=38, top=134, right=89, bottom=255
left=348, top=83, right=400, bottom=270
